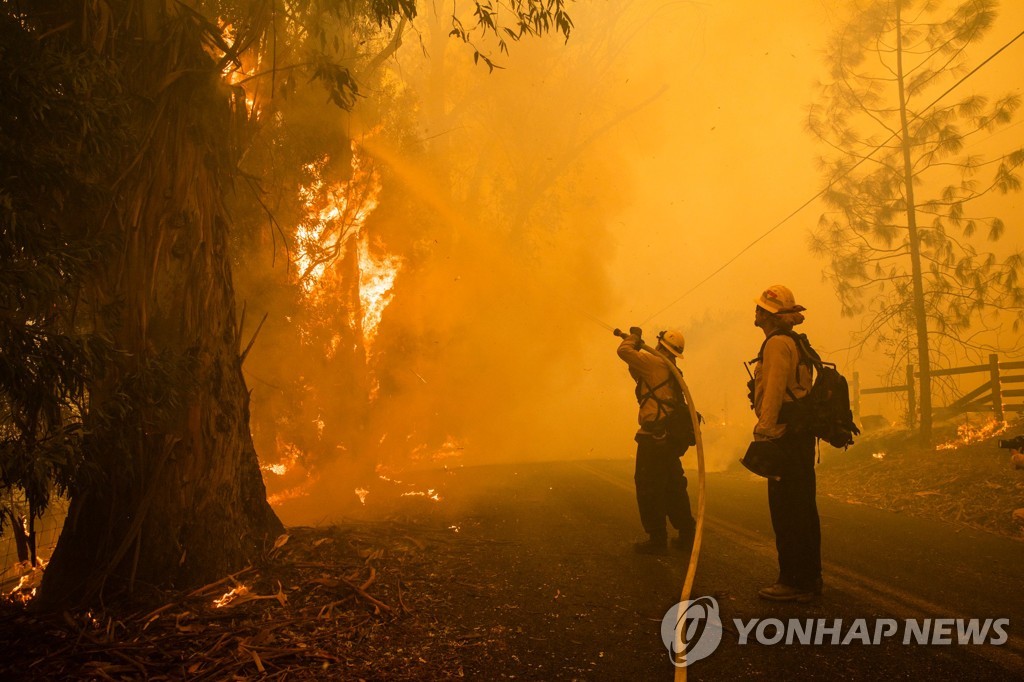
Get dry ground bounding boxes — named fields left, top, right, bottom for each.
left=816, top=418, right=1024, bottom=540
left=2, top=421, right=1022, bottom=680
left=0, top=510, right=508, bottom=680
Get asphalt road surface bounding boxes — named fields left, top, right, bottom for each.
left=423, top=458, right=1024, bottom=681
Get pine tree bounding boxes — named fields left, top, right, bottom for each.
left=808, top=0, right=1024, bottom=441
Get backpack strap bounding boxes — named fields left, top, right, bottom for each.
left=635, top=375, right=684, bottom=419
left=750, top=330, right=818, bottom=402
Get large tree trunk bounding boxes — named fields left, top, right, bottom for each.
left=37, top=1, right=282, bottom=608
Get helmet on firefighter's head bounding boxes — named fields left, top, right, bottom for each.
left=657, top=329, right=685, bottom=358
left=754, top=284, right=807, bottom=315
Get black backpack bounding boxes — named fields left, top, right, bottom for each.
left=753, top=331, right=860, bottom=449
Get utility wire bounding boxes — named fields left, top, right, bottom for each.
left=640, top=26, right=1024, bottom=327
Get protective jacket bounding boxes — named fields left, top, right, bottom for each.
left=752, top=333, right=813, bottom=440
left=617, top=334, right=683, bottom=439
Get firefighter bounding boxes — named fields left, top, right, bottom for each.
left=750, top=285, right=820, bottom=602
left=617, top=326, right=697, bottom=555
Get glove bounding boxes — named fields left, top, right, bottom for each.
left=628, top=326, right=643, bottom=350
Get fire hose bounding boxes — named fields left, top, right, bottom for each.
left=613, top=329, right=705, bottom=677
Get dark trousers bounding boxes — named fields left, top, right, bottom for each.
left=634, top=435, right=695, bottom=540
left=767, top=430, right=821, bottom=590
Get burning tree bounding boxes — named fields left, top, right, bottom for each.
left=231, top=3, right=585, bottom=499
left=241, top=145, right=402, bottom=499
left=808, top=0, right=1024, bottom=440
left=1, top=0, right=573, bottom=607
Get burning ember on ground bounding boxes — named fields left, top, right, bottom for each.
left=213, top=585, right=250, bottom=608
left=935, top=418, right=1010, bottom=451
left=872, top=452, right=886, bottom=460
left=401, top=489, right=442, bottom=502
left=4, top=559, right=47, bottom=604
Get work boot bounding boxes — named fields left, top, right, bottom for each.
left=633, top=536, right=668, bottom=555
left=671, top=533, right=694, bottom=554
left=758, top=583, right=815, bottom=603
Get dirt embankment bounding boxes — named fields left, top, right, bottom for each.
left=816, top=420, right=1024, bottom=540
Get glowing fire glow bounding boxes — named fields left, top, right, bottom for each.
left=355, top=487, right=370, bottom=505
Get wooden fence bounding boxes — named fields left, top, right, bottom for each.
left=852, top=354, right=1024, bottom=426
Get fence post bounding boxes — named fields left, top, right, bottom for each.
left=906, top=364, right=916, bottom=428
left=852, top=371, right=860, bottom=420
left=990, top=353, right=1004, bottom=422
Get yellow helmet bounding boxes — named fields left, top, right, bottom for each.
left=754, top=285, right=806, bottom=314
left=657, top=329, right=685, bottom=358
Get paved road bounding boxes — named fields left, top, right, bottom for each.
left=423, top=459, right=1024, bottom=680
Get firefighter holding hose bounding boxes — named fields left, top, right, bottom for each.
left=616, top=326, right=697, bottom=555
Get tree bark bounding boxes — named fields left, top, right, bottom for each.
left=36, top=0, right=282, bottom=608
left=895, top=3, right=932, bottom=443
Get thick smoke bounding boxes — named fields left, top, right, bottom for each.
left=233, top=1, right=1024, bottom=522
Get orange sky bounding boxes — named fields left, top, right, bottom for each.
left=333, top=0, right=1024, bottom=468
left=531, top=0, right=1024, bottom=462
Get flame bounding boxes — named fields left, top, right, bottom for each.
left=401, top=488, right=442, bottom=502
left=936, top=418, right=1010, bottom=451
left=357, top=234, right=403, bottom=350
left=355, top=487, right=370, bottom=505
left=260, top=438, right=302, bottom=477
left=293, top=159, right=346, bottom=294
left=291, top=146, right=402, bottom=358
left=375, top=462, right=402, bottom=484
left=214, top=585, right=250, bottom=608
left=412, top=436, right=466, bottom=463
left=212, top=20, right=260, bottom=116
left=266, top=475, right=318, bottom=506
left=5, top=558, right=47, bottom=603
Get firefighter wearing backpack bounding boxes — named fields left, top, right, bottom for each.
left=750, top=285, right=822, bottom=603
left=617, top=326, right=697, bottom=555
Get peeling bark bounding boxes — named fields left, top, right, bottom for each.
left=36, top=1, right=282, bottom=608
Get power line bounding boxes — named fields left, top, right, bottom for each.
left=641, top=26, right=1024, bottom=326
